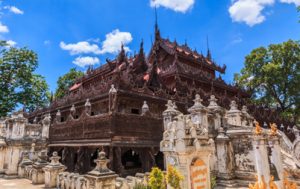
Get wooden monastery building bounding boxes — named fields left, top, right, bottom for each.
left=26, top=25, right=293, bottom=176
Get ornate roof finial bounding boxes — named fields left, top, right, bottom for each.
left=154, top=6, right=161, bottom=41
left=139, top=39, right=144, bottom=55
left=206, top=35, right=212, bottom=60
left=117, top=43, right=126, bottom=63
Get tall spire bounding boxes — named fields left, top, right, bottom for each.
left=154, top=6, right=161, bottom=41
left=139, top=39, right=144, bottom=55
left=206, top=35, right=212, bottom=60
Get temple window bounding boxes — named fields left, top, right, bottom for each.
left=61, top=117, right=65, bottom=122
left=131, top=108, right=140, bottom=115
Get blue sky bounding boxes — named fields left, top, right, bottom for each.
left=1, top=0, right=300, bottom=92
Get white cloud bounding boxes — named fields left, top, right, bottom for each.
left=72, top=56, right=100, bottom=67
left=0, top=22, right=9, bottom=33
left=4, top=6, right=24, bottom=15
left=150, top=0, right=195, bottom=13
left=60, top=29, right=132, bottom=57
left=6, top=40, right=16, bottom=47
left=60, top=41, right=101, bottom=55
left=280, top=0, right=300, bottom=6
left=229, top=0, right=275, bottom=26
left=100, top=29, right=132, bottom=54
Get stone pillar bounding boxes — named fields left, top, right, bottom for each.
left=0, top=118, right=7, bottom=176
left=0, top=146, right=6, bottom=176
left=269, top=135, right=284, bottom=188
left=252, top=135, right=271, bottom=187
left=43, top=151, right=66, bottom=189
left=4, top=146, right=21, bottom=178
left=18, top=151, right=33, bottom=178
left=215, top=127, right=235, bottom=186
left=84, top=150, right=118, bottom=189
left=32, top=150, right=49, bottom=184
left=161, top=95, right=214, bottom=189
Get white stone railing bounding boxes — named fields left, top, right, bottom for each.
left=57, top=172, right=87, bottom=189
left=115, top=172, right=149, bottom=189
left=56, top=171, right=150, bottom=189
left=278, top=130, right=293, bottom=154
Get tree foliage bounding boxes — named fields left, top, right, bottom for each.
left=234, top=40, right=300, bottom=122
left=54, top=68, right=84, bottom=99
left=148, top=167, right=165, bottom=189
left=0, top=41, right=49, bottom=117
left=166, top=165, right=184, bottom=189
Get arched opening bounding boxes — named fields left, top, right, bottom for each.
left=121, top=149, right=142, bottom=170
left=155, top=151, right=164, bottom=170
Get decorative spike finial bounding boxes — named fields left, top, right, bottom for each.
left=154, top=6, right=160, bottom=40
left=139, top=39, right=144, bottom=54
left=206, top=35, right=212, bottom=60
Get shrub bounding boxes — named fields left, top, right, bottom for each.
left=166, top=165, right=184, bottom=189
left=148, top=167, right=166, bottom=189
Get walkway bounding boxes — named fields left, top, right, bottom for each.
left=0, top=178, right=43, bottom=189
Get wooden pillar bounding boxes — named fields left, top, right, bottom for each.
left=109, top=146, right=114, bottom=170
left=114, top=147, right=124, bottom=175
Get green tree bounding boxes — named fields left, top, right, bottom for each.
left=234, top=40, right=300, bottom=123
left=148, top=167, right=165, bottom=189
left=0, top=41, right=50, bottom=116
left=54, top=68, right=84, bottom=99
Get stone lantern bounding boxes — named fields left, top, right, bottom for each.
left=84, top=149, right=118, bottom=189
left=43, top=151, right=66, bottom=188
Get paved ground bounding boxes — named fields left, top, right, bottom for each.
left=0, top=178, right=44, bottom=189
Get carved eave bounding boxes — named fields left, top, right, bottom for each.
left=106, top=58, right=116, bottom=70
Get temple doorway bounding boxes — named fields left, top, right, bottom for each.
left=121, top=149, right=142, bottom=170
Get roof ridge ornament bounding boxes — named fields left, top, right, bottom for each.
left=154, top=6, right=161, bottom=41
